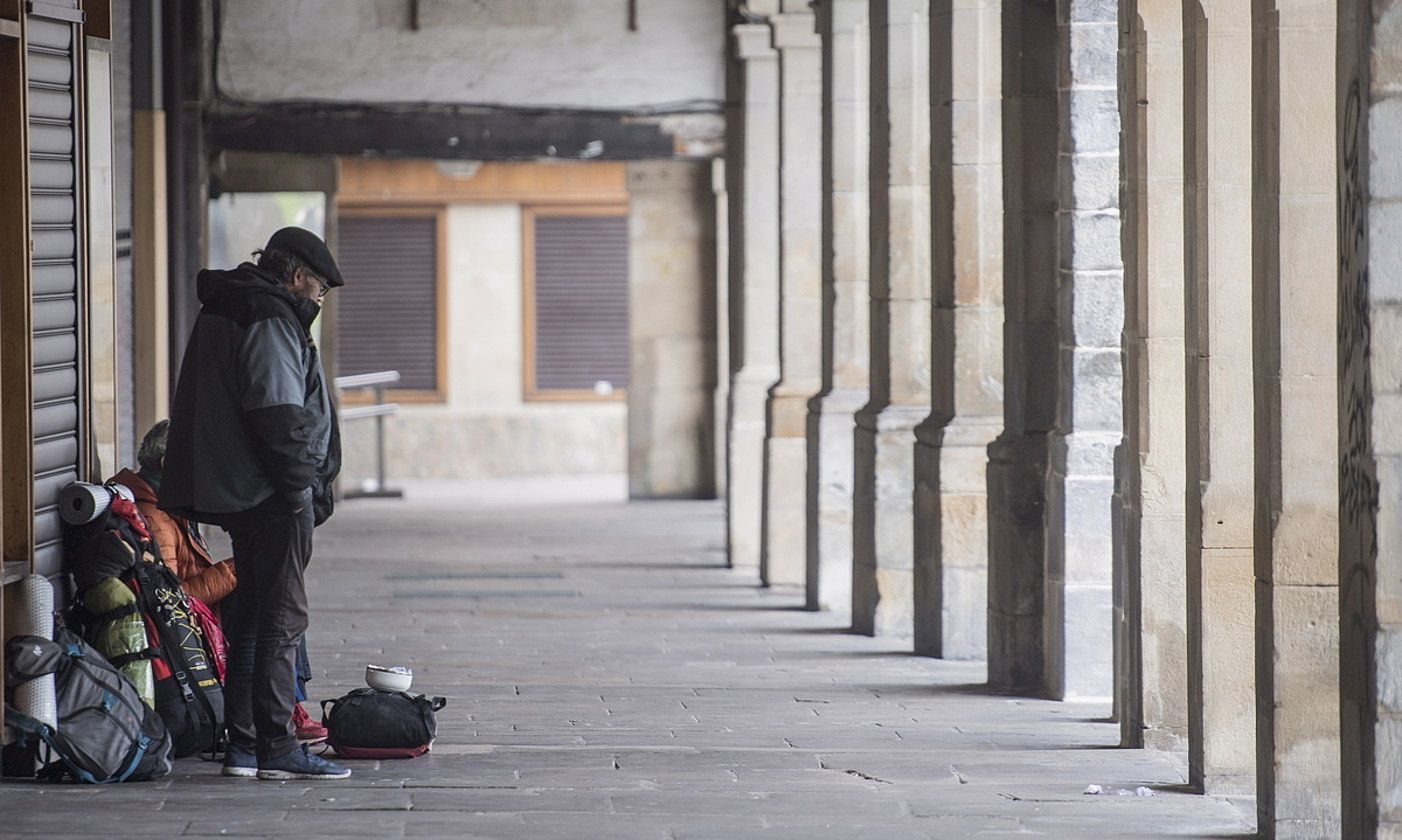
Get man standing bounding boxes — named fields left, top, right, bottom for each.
left=161, top=227, right=347, bottom=780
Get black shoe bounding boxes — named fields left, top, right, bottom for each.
left=256, top=745, right=351, bottom=780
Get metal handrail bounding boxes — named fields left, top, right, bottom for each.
left=334, top=370, right=400, bottom=390
left=334, top=370, right=402, bottom=499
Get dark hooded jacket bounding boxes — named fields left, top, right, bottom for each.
left=160, top=264, right=340, bottom=527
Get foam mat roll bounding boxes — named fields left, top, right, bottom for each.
left=15, top=574, right=57, bottom=730
left=58, top=481, right=111, bottom=525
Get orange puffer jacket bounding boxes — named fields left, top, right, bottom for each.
left=109, top=469, right=237, bottom=607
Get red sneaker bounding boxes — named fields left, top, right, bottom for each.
left=292, top=702, right=328, bottom=745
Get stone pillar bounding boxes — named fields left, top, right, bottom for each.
left=1114, top=0, right=1189, bottom=752
left=627, top=161, right=717, bottom=499
left=806, top=0, right=869, bottom=613
left=1338, top=3, right=1402, bottom=835
left=1251, top=1, right=1341, bottom=835
left=728, top=22, right=782, bottom=572
left=912, top=0, right=1003, bottom=659
left=1183, top=0, right=1257, bottom=794
left=762, top=9, right=823, bottom=589
left=1043, top=0, right=1124, bottom=701
left=986, top=0, right=1057, bottom=693
left=852, top=0, right=930, bottom=638
left=713, top=159, right=730, bottom=500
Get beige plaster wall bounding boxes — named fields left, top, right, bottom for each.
left=627, top=161, right=717, bottom=499
left=340, top=202, right=626, bottom=485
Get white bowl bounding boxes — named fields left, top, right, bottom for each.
left=365, top=664, right=413, bottom=692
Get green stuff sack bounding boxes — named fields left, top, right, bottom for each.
left=79, top=577, right=155, bottom=708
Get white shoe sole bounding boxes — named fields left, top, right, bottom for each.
left=257, top=768, right=351, bottom=781
left=222, top=765, right=258, bottom=778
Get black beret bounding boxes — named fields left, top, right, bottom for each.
left=264, top=227, right=344, bottom=288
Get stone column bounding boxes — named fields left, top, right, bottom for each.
left=1251, top=1, right=1341, bottom=835
left=713, top=159, right=730, bottom=500
left=912, top=0, right=1003, bottom=659
left=986, top=0, right=1057, bottom=693
left=762, top=8, right=823, bottom=588
left=1043, top=0, right=1124, bottom=701
left=1338, top=3, right=1402, bottom=835
left=852, top=0, right=930, bottom=638
left=806, top=0, right=869, bottom=613
left=627, top=161, right=717, bottom=499
left=1183, top=0, right=1256, bottom=794
left=728, top=22, right=782, bottom=572
left=1114, top=0, right=1189, bottom=752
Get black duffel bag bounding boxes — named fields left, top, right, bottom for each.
left=321, top=688, right=445, bottom=759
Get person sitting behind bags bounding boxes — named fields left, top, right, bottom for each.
left=109, top=420, right=328, bottom=745
left=110, top=420, right=235, bottom=609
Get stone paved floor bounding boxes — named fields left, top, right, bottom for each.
left=2, top=490, right=1256, bottom=838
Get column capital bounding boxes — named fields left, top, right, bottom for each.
left=733, top=22, right=777, bottom=61
left=771, top=11, right=820, bottom=50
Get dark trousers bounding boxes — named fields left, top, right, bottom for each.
left=222, top=501, right=313, bottom=761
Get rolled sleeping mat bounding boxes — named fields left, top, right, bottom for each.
left=58, top=481, right=132, bottom=526
left=14, top=574, right=57, bottom=730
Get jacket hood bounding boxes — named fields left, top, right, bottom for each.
left=196, top=264, right=321, bottom=331
left=109, top=468, right=156, bottom=505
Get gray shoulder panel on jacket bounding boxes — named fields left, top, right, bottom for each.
left=238, top=317, right=306, bottom=411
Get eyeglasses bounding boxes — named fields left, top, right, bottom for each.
left=304, top=269, right=331, bottom=297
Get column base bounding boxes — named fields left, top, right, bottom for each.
left=1044, top=429, right=1118, bottom=701
left=805, top=388, right=866, bottom=612
left=728, top=368, right=778, bottom=571
left=986, top=430, right=1049, bottom=693
left=762, top=385, right=819, bottom=587
left=912, top=416, right=1000, bottom=660
left=851, top=402, right=924, bottom=638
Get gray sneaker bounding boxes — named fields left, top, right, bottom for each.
left=256, top=745, right=351, bottom=781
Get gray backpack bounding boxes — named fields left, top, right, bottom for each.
left=5, top=626, right=172, bottom=783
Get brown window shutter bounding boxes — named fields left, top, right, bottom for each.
left=336, top=215, right=439, bottom=391
left=532, top=215, right=630, bottom=393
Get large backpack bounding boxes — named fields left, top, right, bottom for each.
left=65, top=495, right=224, bottom=757
left=124, top=558, right=224, bottom=757
left=5, top=626, right=173, bottom=783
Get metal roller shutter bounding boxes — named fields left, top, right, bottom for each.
left=336, top=215, right=439, bottom=391
left=27, top=4, right=84, bottom=577
left=532, top=215, right=629, bottom=393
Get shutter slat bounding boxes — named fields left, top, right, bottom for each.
left=34, top=435, right=78, bottom=474
left=33, top=263, right=76, bottom=295
left=31, top=193, right=74, bottom=225
left=337, top=216, right=439, bottom=391
left=29, top=122, right=73, bottom=155
left=34, top=400, right=78, bottom=439
left=532, top=215, right=629, bottom=392
left=29, top=157, right=74, bottom=190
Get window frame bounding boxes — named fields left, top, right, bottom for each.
left=521, top=203, right=631, bottom=403
left=335, top=204, right=450, bottom=404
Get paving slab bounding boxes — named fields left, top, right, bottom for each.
left=2, top=493, right=1254, bottom=838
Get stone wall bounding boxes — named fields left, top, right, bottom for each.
left=215, top=0, right=723, bottom=112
